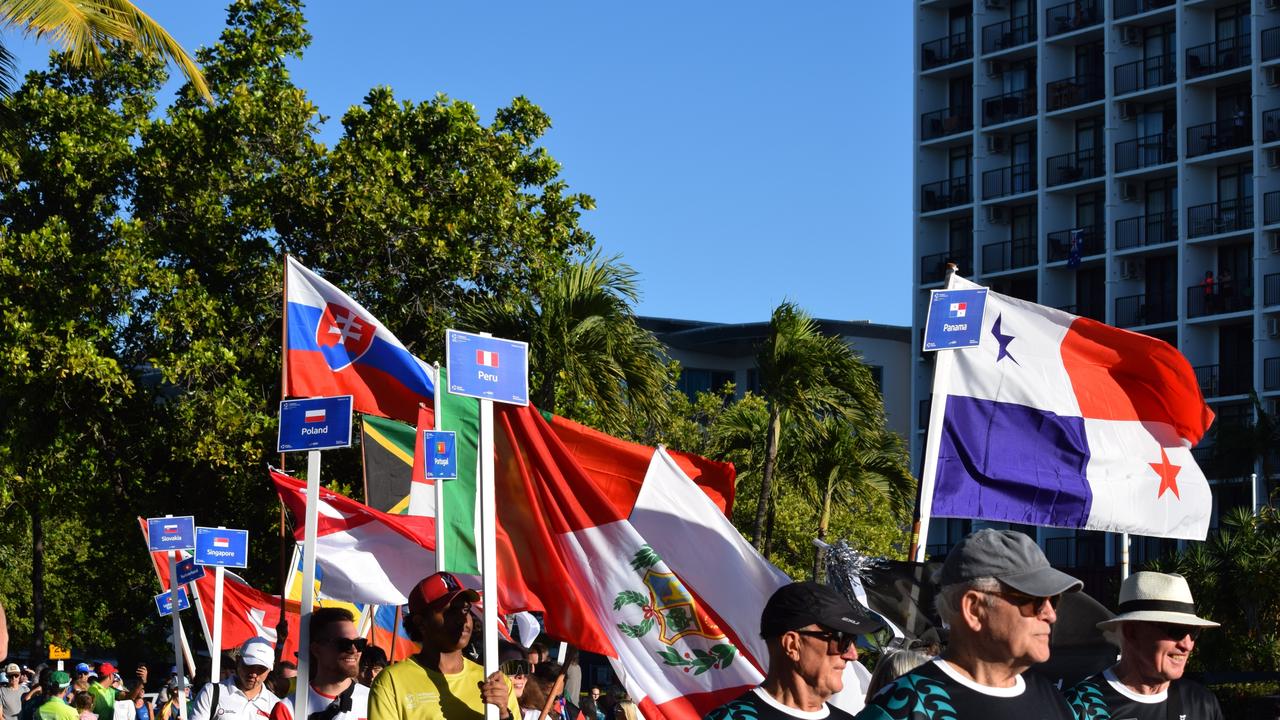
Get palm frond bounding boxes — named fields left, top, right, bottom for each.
left=96, top=0, right=210, bottom=102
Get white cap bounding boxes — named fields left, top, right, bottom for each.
left=238, top=637, right=275, bottom=671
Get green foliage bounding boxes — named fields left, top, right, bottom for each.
left=1207, top=682, right=1280, bottom=718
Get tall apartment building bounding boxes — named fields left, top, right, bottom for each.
left=912, top=0, right=1277, bottom=581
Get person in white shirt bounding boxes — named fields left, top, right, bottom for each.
left=191, top=638, right=280, bottom=720
left=270, top=608, right=367, bottom=720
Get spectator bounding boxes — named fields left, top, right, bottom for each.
left=1065, top=572, right=1223, bottom=719
left=358, top=648, right=387, bottom=688
left=62, top=667, right=90, bottom=705
left=190, top=638, right=279, bottom=720
left=155, top=678, right=188, bottom=720
left=611, top=690, right=636, bottom=720
left=35, top=673, right=74, bottom=720
left=4, top=663, right=27, bottom=720
left=704, top=581, right=883, bottom=720
left=268, top=663, right=296, bottom=700
left=855, top=529, right=1081, bottom=720
left=527, top=645, right=548, bottom=668
left=863, top=649, right=930, bottom=702
left=87, top=665, right=119, bottom=720
left=578, top=689, right=602, bottom=720
left=368, top=572, right=519, bottom=720
left=1202, top=270, right=1215, bottom=313
left=559, top=650, right=580, bottom=710
left=530, top=663, right=575, bottom=720
left=271, top=607, right=368, bottom=720
left=499, top=660, right=539, bottom=720
left=71, top=692, right=95, bottom=720
left=108, top=666, right=146, bottom=720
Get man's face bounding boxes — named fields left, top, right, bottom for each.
left=235, top=660, right=269, bottom=693
left=312, top=620, right=362, bottom=680
left=1123, top=622, right=1199, bottom=683
left=788, top=624, right=857, bottom=698
left=74, top=673, right=89, bottom=689
left=418, top=597, right=473, bottom=652
left=973, top=587, right=1059, bottom=666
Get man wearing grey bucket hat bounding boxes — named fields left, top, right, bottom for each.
left=857, top=529, right=1081, bottom=719
left=1064, top=571, right=1222, bottom=719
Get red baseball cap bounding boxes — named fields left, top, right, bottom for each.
left=97, top=662, right=117, bottom=677
left=408, top=572, right=479, bottom=615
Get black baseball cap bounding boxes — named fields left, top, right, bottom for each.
left=760, top=581, right=883, bottom=638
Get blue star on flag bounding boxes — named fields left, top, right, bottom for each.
left=992, top=314, right=1018, bottom=365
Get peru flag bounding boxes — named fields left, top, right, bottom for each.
left=284, top=256, right=435, bottom=424
left=922, top=277, right=1215, bottom=539
left=476, top=350, right=499, bottom=368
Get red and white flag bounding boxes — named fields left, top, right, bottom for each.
left=212, top=537, right=231, bottom=548
left=476, top=350, right=499, bottom=367
left=304, top=409, right=326, bottom=423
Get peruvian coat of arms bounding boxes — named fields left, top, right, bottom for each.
left=612, top=545, right=737, bottom=675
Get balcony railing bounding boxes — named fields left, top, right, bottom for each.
left=1046, top=147, right=1104, bottom=186
left=1115, top=293, right=1176, bottom=327
left=921, top=177, right=971, bottom=212
left=1046, top=0, right=1100, bottom=37
left=922, top=31, right=973, bottom=70
left=1114, top=55, right=1175, bottom=95
left=1187, top=35, right=1251, bottom=79
left=982, top=162, right=1036, bottom=199
left=1266, top=109, right=1280, bottom=144
left=1187, top=119, right=1251, bottom=157
left=982, top=238, right=1038, bottom=273
left=983, top=88, right=1037, bottom=126
left=1046, top=74, right=1103, bottom=111
left=1047, top=224, right=1105, bottom=262
left=1267, top=191, right=1280, bottom=226
left=982, top=14, right=1035, bottom=54
left=1266, top=357, right=1280, bottom=392
left=1267, top=273, right=1280, bottom=306
left=1115, top=132, right=1174, bottom=173
left=1188, top=197, right=1253, bottom=238
left=921, top=251, right=972, bottom=284
left=921, top=105, right=973, bottom=141
left=1194, top=365, right=1219, bottom=397
left=1115, top=211, right=1177, bottom=249
left=1265, top=27, right=1280, bottom=63
left=1187, top=282, right=1252, bottom=318
left=1114, top=0, right=1174, bottom=19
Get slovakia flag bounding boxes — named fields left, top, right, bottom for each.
left=921, top=277, right=1215, bottom=540
left=285, top=257, right=435, bottom=424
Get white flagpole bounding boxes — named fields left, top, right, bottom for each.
left=167, top=548, right=189, bottom=720
left=912, top=265, right=961, bottom=562
left=479, top=337, right=499, bottom=720
left=210, top=527, right=227, bottom=687
left=434, top=362, right=447, bottom=572
left=185, top=566, right=214, bottom=662
left=1120, top=532, right=1130, bottom=580
left=296, top=450, right=322, bottom=720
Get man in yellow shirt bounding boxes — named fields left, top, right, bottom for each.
left=369, top=573, right=519, bottom=720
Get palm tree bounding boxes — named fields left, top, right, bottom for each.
left=750, top=302, right=881, bottom=550
left=460, top=252, right=672, bottom=435
left=0, top=0, right=210, bottom=101
left=1207, top=391, right=1278, bottom=501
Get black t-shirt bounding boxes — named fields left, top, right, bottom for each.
left=705, top=688, right=855, bottom=720
left=855, top=658, right=1074, bottom=720
left=1064, top=668, right=1224, bottom=720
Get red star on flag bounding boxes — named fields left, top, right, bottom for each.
left=1149, top=448, right=1182, bottom=499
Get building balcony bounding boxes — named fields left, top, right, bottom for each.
left=1047, top=224, right=1104, bottom=262
left=1115, top=132, right=1175, bottom=173
left=1187, top=283, right=1252, bottom=318
left=1115, top=211, right=1177, bottom=249
left=1046, top=74, right=1103, bottom=111
left=1114, top=0, right=1174, bottom=19
left=921, top=251, right=972, bottom=284
left=1115, top=293, right=1176, bottom=328
left=1267, top=273, right=1280, bottom=306
left=982, top=14, right=1035, bottom=55
left=921, top=177, right=971, bottom=212
left=1114, top=55, right=1175, bottom=96
left=1186, top=35, right=1250, bottom=79
left=982, top=238, right=1037, bottom=273
left=1265, top=109, right=1280, bottom=144
left=921, top=105, right=973, bottom=141
left=1266, top=191, right=1280, bottom=226
left=1188, top=197, right=1252, bottom=238
left=1266, top=356, right=1280, bottom=392
left=922, top=31, right=973, bottom=70
left=982, top=162, right=1036, bottom=199
left=1046, top=147, right=1104, bottom=186
left=1046, top=0, right=1101, bottom=37
left=982, top=88, right=1036, bottom=126
left=1187, top=119, right=1251, bottom=158
left=1194, top=362, right=1253, bottom=397
left=1264, top=27, right=1280, bottom=63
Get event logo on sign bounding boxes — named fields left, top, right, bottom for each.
left=315, top=302, right=375, bottom=371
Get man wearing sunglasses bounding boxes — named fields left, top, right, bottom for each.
left=705, top=581, right=883, bottom=720
left=1065, top=572, right=1222, bottom=719
left=191, top=637, right=280, bottom=720
left=857, top=529, right=1081, bottom=719
left=271, top=608, right=369, bottom=720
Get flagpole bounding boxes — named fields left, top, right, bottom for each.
left=210, top=527, right=227, bottom=689
left=434, top=363, right=447, bottom=572
left=185, top=569, right=215, bottom=661
left=168, top=549, right=189, bottom=720
left=1120, top=532, right=1130, bottom=580
left=478, top=339, right=499, bottom=720
left=278, top=254, right=292, bottom=662
left=388, top=606, right=400, bottom=661
left=295, top=450, right=322, bottom=720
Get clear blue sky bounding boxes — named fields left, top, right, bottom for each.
left=11, top=2, right=914, bottom=326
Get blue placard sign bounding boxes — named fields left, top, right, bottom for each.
left=445, top=330, right=529, bottom=405
left=422, top=430, right=457, bottom=480
left=923, top=288, right=989, bottom=351
left=194, top=527, right=250, bottom=568
left=154, top=587, right=191, bottom=617
left=147, top=516, right=196, bottom=552
left=277, top=395, right=353, bottom=452
left=175, top=557, right=206, bottom=585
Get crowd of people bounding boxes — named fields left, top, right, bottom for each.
left=0, top=528, right=1229, bottom=720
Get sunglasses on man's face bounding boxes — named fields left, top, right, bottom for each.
left=1153, top=623, right=1202, bottom=642
left=499, top=660, right=531, bottom=677
left=325, top=637, right=368, bottom=654
left=979, top=590, right=1062, bottom=617
left=792, top=629, right=856, bottom=655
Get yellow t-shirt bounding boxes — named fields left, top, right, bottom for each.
left=368, top=657, right=519, bottom=720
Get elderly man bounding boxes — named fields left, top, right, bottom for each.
left=191, top=637, right=280, bottom=720
left=1065, top=571, right=1222, bottom=719
left=704, top=581, right=883, bottom=720
left=857, top=529, right=1081, bottom=719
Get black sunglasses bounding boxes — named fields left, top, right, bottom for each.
left=980, top=590, right=1062, bottom=617
left=1154, top=623, right=1202, bottom=642
left=326, top=637, right=368, bottom=654
left=793, top=629, right=856, bottom=654
left=500, top=660, right=531, bottom=677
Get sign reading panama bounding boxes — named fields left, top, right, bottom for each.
left=444, top=329, right=530, bottom=405
left=277, top=395, right=353, bottom=452
left=923, top=288, right=989, bottom=351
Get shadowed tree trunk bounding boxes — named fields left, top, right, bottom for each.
left=31, top=503, right=45, bottom=657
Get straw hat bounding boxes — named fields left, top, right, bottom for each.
left=1096, top=571, right=1219, bottom=631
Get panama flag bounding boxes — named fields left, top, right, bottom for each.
left=285, top=256, right=435, bottom=424
left=949, top=302, right=967, bottom=318
left=921, top=276, right=1215, bottom=540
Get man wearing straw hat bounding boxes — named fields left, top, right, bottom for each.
left=1064, top=571, right=1223, bottom=719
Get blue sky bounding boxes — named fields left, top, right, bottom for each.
left=11, top=2, right=913, bottom=326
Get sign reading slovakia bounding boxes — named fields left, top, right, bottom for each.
left=422, top=430, right=457, bottom=481
left=445, top=330, right=529, bottom=405
left=277, top=395, right=353, bottom=452
left=923, top=288, right=989, bottom=351
left=194, top=527, right=250, bottom=568
left=175, top=557, right=206, bottom=585
left=154, top=587, right=191, bottom=617
left=147, top=516, right=196, bottom=552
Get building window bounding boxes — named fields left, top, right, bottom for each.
left=868, top=365, right=884, bottom=394
left=678, top=368, right=735, bottom=399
